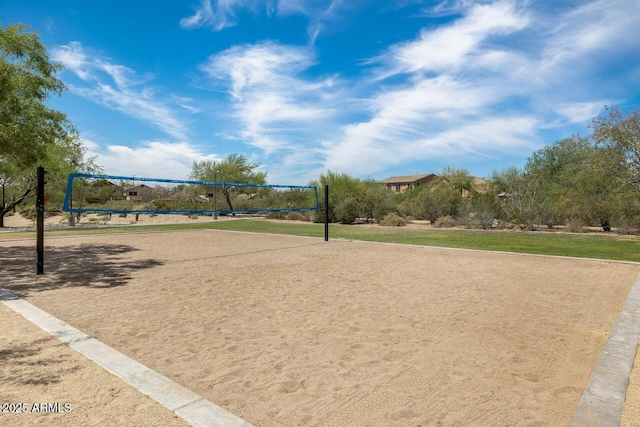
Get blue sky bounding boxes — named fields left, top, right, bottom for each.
left=3, top=0, right=640, bottom=184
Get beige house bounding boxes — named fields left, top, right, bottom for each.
left=382, top=174, right=488, bottom=196
left=381, top=173, right=438, bottom=193
left=462, top=177, right=489, bottom=197
left=124, top=184, right=153, bottom=202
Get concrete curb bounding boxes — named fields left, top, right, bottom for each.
left=0, top=287, right=254, bottom=427
left=570, top=272, right=640, bottom=426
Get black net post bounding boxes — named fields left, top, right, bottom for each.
left=324, top=184, right=329, bottom=241
left=36, top=166, right=46, bottom=275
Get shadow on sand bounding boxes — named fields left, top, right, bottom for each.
left=0, top=335, right=78, bottom=386
left=0, top=243, right=163, bottom=297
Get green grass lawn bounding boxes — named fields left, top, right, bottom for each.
left=2, top=218, right=640, bottom=262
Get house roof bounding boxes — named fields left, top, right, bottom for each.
left=128, top=184, right=152, bottom=190
left=380, top=173, right=437, bottom=184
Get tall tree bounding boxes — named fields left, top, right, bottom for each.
left=490, top=167, right=546, bottom=230
left=591, top=105, right=640, bottom=192
left=525, top=135, right=632, bottom=231
left=0, top=23, right=96, bottom=227
left=525, top=136, right=591, bottom=227
left=410, top=179, right=460, bottom=224
left=190, top=153, right=267, bottom=211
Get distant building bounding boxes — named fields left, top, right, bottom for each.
left=124, top=184, right=153, bottom=202
left=466, top=177, right=489, bottom=197
left=380, top=173, right=438, bottom=193
left=85, top=179, right=121, bottom=204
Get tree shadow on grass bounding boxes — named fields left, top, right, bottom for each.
left=0, top=243, right=163, bottom=297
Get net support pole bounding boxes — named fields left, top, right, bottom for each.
left=36, top=166, right=46, bottom=275
left=324, top=184, right=329, bottom=242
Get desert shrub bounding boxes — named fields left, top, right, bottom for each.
left=335, top=197, right=359, bottom=224
left=153, top=200, right=168, bottom=209
left=565, top=218, right=585, bottom=233
left=299, top=211, right=313, bottom=221
left=379, top=213, right=406, bottom=227
left=19, top=205, right=37, bottom=220
left=616, top=217, right=640, bottom=235
left=433, top=215, right=456, bottom=228
left=265, top=212, right=286, bottom=219
left=285, top=212, right=305, bottom=221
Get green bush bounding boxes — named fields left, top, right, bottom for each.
left=335, top=197, right=359, bottom=224
left=153, top=200, right=168, bottom=209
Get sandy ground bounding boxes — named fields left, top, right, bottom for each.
left=2, top=211, right=223, bottom=229
left=0, top=303, right=190, bottom=427
left=1, top=229, right=640, bottom=426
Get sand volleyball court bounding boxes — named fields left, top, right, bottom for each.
left=1, top=229, right=639, bottom=426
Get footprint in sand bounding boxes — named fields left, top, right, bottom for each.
left=277, top=379, right=307, bottom=393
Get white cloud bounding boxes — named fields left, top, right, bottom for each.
left=84, top=139, right=219, bottom=179
left=324, top=116, right=538, bottom=175
left=181, top=0, right=345, bottom=42
left=555, top=101, right=612, bottom=124
left=52, top=43, right=190, bottom=140
left=180, top=0, right=253, bottom=31
left=374, top=0, right=529, bottom=77
left=201, top=42, right=339, bottom=154
left=51, top=41, right=94, bottom=80
left=543, top=0, right=640, bottom=68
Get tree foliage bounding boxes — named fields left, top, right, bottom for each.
left=490, top=167, right=546, bottom=230
left=190, top=153, right=267, bottom=211
left=0, top=23, right=97, bottom=227
left=591, top=105, right=640, bottom=191
left=0, top=24, right=72, bottom=167
left=521, top=134, right=634, bottom=231
left=308, top=171, right=399, bottom=224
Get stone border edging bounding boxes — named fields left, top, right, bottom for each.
left=0, top=287, right=254, bottom=427
left=570, top=272, right=640, bottom=426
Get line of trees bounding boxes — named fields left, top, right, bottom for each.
left=293, top=106, right=640, bottom=232
left=302, top=107, right=640, bottom=233
left=491, top=107, right=640, bottom=232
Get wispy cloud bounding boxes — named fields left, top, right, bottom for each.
left=180, top=0, right=257, bottom=31
left=82, top=138, right=219, bottom=179
left=51, top=42, right=190, bottom=140
left=181, top=0, right=345, bottom=42
left=201, top=42, right=340, bottom=154
left=373, top=0, right=529, bottom=77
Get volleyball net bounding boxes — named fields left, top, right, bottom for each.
left=62, top=173, right=319, bottom=216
